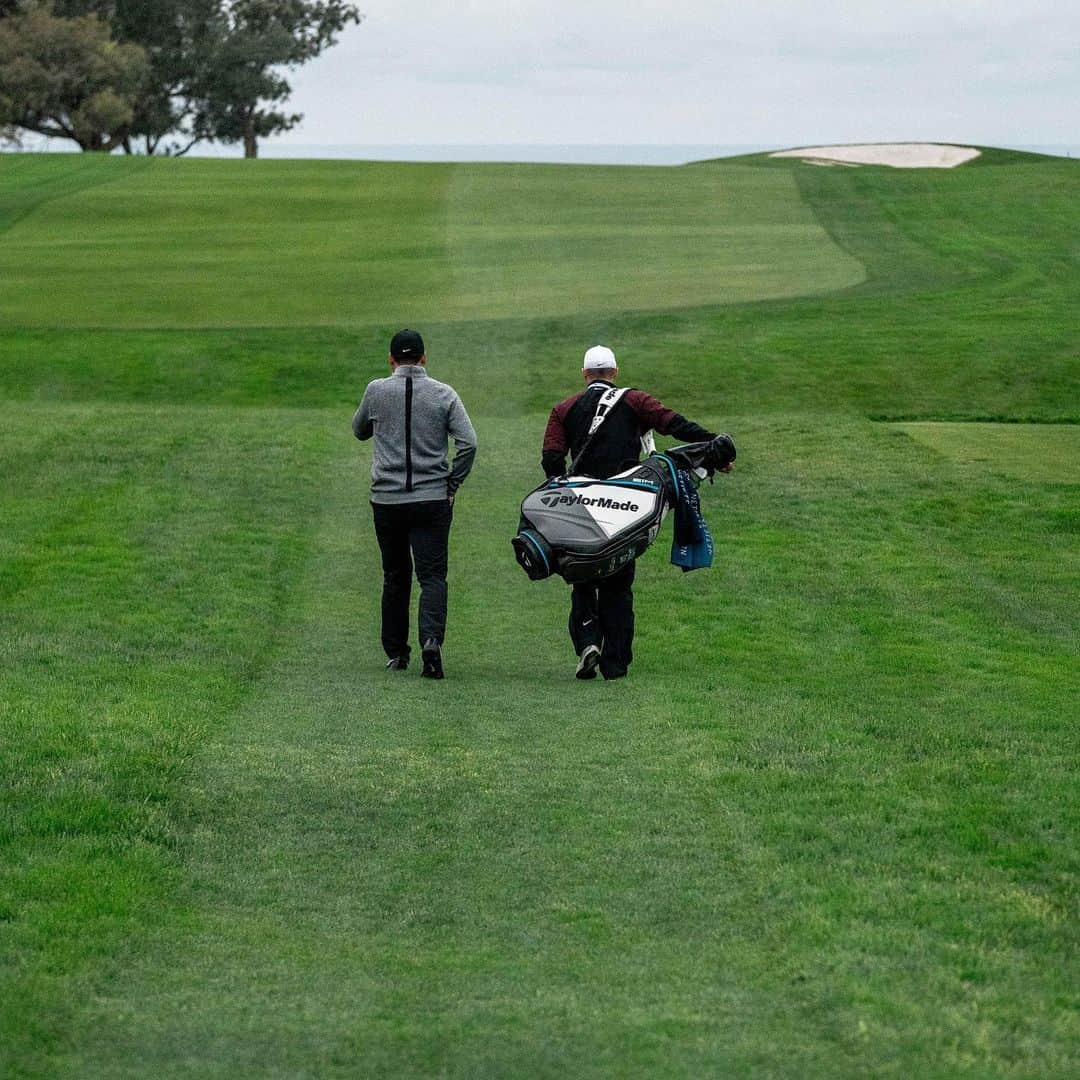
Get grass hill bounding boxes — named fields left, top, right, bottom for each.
left=1, top=148, right=1077, bottom=1077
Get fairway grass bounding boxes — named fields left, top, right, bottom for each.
left=0, top=401, right=330, bottom=1072
left=0, top=157, right=862, bottom=329
left=9, top=407, right=1077, bottom=1076
left=895, top=422, right=1080, bottom=483
left=1, top=151, right=1078, bottom=1076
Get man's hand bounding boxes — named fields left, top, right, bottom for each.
left=448, top=492, right=456, bottom=507
left=710, top=434, right=737, bottom=475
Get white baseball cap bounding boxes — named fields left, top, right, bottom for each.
left=583, top=345, right=616, bottom=370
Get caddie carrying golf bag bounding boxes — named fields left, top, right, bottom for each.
left=512, top=433, right=736, bottom=584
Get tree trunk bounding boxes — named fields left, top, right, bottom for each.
left=243, top=111, right=257, bottom=159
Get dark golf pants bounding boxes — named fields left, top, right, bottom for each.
left=569, top=560, right=635, bottom=678
left=372, top=499, right=453, bottom=659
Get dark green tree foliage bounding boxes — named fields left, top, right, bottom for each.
left=126, top=0, right=218, bottom=153
left=56, top=0, right=222, bottom=153
left=0, top=1, right=18, bottom=141
left=2, top=0, right=360, bottom=155
left=195, top=1, right=361, bottom=158
left=0, top=2, right=148, bottom=151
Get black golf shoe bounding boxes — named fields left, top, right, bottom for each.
left=385, top=656, right=409, bottom=671
left=421, top=639, right=444, bottom=680
left=575, top=643, right=601, bottom=680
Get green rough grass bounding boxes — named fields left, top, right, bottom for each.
left=0, top=154, right=150, bottom=237
left=1, top=149, right=1078, bottom=1077
left=0, top=402, right=332, bottom=1073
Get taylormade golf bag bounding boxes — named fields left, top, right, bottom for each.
left=512, top=434, right=736, bottom=584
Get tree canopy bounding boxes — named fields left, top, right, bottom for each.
left=0, top=3, right=148, bottom=152
left=195, top=1, right=362, bottom=158
left=0, top=0, right=361, bottom=156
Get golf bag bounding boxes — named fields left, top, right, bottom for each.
left=512, top=434, right=736, bottom=584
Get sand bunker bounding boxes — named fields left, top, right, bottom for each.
left=770, top=143, right=981, bottom=169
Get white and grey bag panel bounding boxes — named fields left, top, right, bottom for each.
left=519, top=470, right=666, bottom=555
left=515, top=457, right=679, bottom=582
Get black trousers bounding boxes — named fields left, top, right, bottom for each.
left=569, top=560, right=635, bottom=678
left=372, top=499, right=453, bottom=659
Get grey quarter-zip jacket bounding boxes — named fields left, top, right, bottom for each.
left=352, top=365, right=477, bottom=505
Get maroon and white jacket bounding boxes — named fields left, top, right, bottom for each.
left=542, top=380, right=715, bottom=479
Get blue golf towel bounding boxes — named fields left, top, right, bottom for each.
left=670, top=466, right=713, bottom=571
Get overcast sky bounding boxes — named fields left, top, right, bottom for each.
left=268, top=0, right=1077, bottom=148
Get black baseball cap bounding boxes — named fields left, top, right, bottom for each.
left=390, top=328, right=425, bottom=360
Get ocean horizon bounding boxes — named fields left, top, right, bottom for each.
left=4, top=140, right=1076, bottom=164
left=204, top=143, right=772, bottom=164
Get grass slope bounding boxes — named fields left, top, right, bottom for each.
left=1, top=149, right=1077, bottom=1076
left=0, top=156, right=861, bottom=328
left=1, top=155, right=1076, bottom=422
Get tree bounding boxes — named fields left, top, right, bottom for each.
left=54, top=0, right=222, bottom=154
left=0, top=2, right=148, bottom=151
left=0, top=0, right=361, bottom=157
left=194, top=0, right=361, bottom=158
left=0, top=0, right=17, bottom=144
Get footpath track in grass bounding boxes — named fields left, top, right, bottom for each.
left=1, top=151, right=1078, bottom=1074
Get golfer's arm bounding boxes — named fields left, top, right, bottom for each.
left=447, top=397, right=477, bottom=494
left=351, top=392, right=374, bottom=441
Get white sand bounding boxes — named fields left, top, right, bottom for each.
left=770, top=143, right=981, bottom=169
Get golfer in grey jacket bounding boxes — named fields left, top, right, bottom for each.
left=352, top=329, right=477, bottom=679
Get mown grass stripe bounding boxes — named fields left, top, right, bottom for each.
left=0, top=156, right=861, bottom=329
left=0, top=154, right=151, bottom=238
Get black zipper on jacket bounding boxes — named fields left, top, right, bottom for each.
left=404, top=376, right=414, bottom=492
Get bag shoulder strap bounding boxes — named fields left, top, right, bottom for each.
left=568, top=386, right=631, bottom=474
left=587, top=385, right=630, bottom=436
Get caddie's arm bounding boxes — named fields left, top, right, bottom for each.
left=541, top=405, right=568, bottom=477
left=627, top=390, right=716, bottom=443
left=446, top=393, right=477, bottom=500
